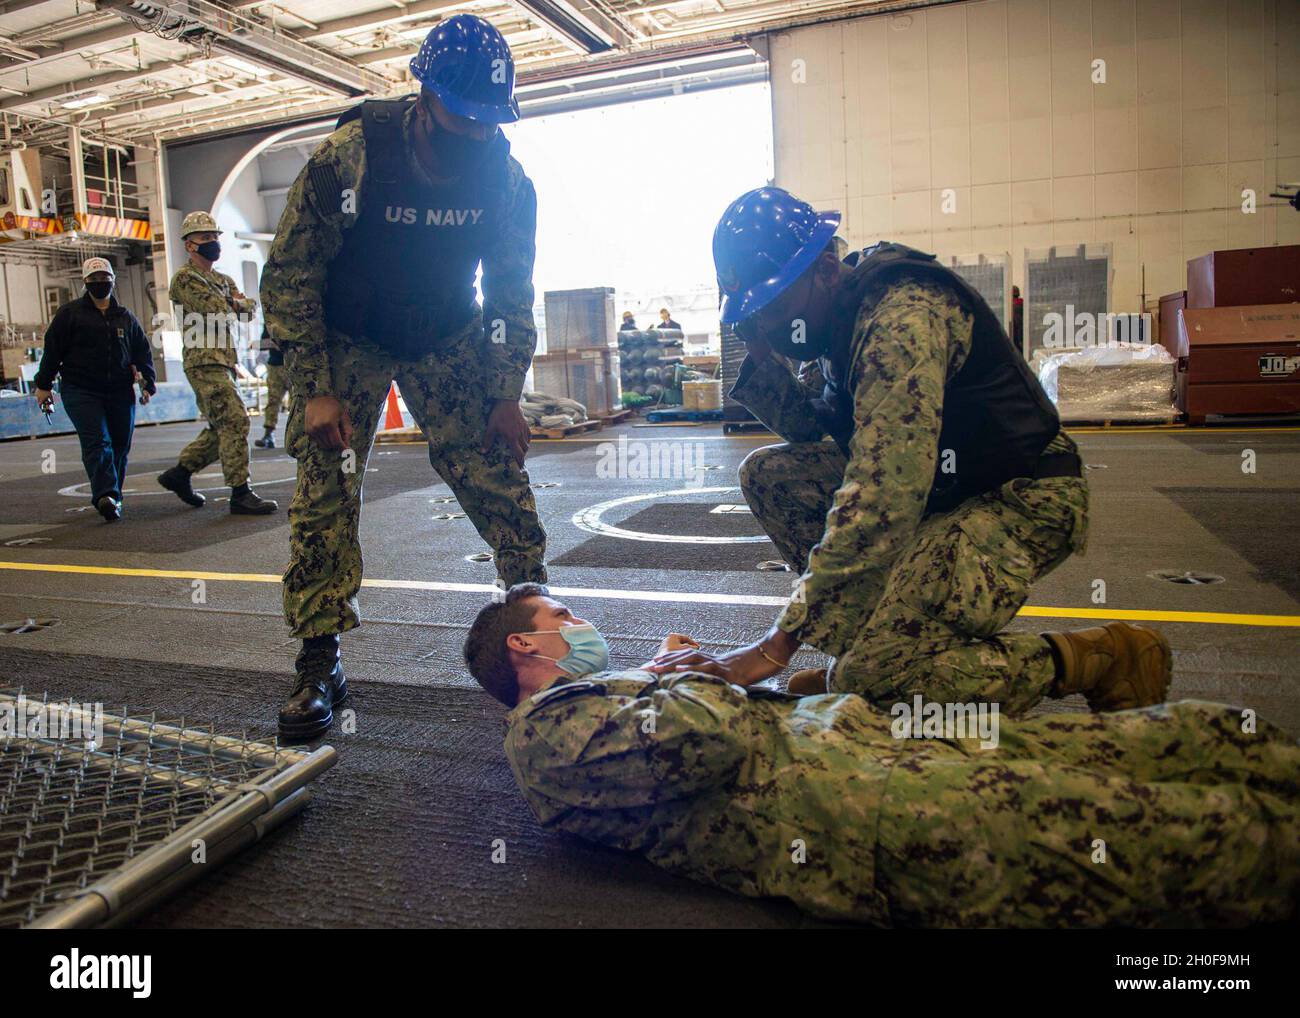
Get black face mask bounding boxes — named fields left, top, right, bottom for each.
left=430, top=115, right=497, bottom=176
left=86, top=281, right=114, bottom=301
left=741, top=272, right=829, bottom=360
left=195, top=240, right=221, bottom=262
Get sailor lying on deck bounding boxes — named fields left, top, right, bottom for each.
left=464, top=583, right=1300, bottom=928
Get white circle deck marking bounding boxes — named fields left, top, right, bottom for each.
left=572, top=486, right=769, bottom=544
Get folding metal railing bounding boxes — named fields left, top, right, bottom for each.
left=0, top=687, right=336, bottom=928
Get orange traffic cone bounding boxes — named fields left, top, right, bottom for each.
left=383, top=383, right=403, bottom=430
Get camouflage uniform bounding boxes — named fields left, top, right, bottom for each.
left=170, top=261, right=255, bottom=487
left=733, top=276, right=1088, bottom=713
left=264, top=362, right=288, bottom=431
left=506, top=670, right=1300, bottom=927
left=262, top=106, right=546, bottom=638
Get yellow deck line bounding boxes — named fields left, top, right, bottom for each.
left=1, top=560, right=1297, bottom=628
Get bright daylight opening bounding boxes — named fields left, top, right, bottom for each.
left=507, top=79, right=774, bottom=352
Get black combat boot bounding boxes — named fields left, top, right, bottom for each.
left=254, top=427, right=276, bottom=449
left=157, top=465, right=205, bottom=507
left=230, top=483, right=278, bottom=514
left=95, top=495, right=122, bottom=522
left=279, top=634, right=348, bottom=741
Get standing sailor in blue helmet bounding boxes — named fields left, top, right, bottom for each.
left=654, top=187, right=1172, bottom=716
left=261, top=14, right=547, bottom=740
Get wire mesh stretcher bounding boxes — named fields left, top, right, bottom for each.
left=0, top=687, right=336, bottom=928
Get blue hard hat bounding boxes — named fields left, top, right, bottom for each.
left=713, top=187, right=841, bottom=325
left=410, top=14, right=519, bottom=124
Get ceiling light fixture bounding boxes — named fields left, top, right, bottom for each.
left=61, top=93, right=109, bottom=110
left=223, top=56, right=271, bottom=78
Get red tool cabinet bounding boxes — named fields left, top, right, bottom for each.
left=1187, top=246, right=1300, bottom=309
left=1175, top=304, right=1300, bottom=424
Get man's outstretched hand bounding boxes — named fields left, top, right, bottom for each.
left=646, top=627, right=799, bottom=687
left=655, top=633, right=699, bottom=657
left=483, top=398, right=530, bottom=465
left=646, top=643, right=780, bottom=687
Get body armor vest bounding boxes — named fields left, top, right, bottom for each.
left=323, top=98, right=510, bottom=359
left=821, top=243, right=1061, bottom=511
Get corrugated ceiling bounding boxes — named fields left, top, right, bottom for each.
left=0, top=0, right=934, bottom=144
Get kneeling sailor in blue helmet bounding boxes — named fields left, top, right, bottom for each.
left=654, top=187, right=1171, bottom=715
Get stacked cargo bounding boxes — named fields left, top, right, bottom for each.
left=531, top=287, right=622, bottom=417
left=618, top=327, right=685, bottom=404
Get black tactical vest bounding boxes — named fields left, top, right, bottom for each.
left=322, top=98, right=510, bottom=359
left=821, top=242, right=1061, bottom=511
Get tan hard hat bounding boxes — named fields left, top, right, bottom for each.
left=180, top=211, right=221, bottom=238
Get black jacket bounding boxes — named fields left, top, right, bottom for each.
left=35, top=294, right=156, bottom=395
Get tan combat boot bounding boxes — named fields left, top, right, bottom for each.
left=786, top=667, right=829, bottom=696
left=1044, top=622, right=1172, bottom=711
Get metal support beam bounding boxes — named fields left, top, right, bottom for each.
left=294, top=1, right=469, bottom=41
left=113, top=0, right=393, bottom=95
left=511, top=0, right=626, bottom=53
left=0, top=23, right=141, bottom=76
left=93, top=79, right=294, bottom=125
left=132, top=141, right=173, bottom=379
left=67, top=123, right=87, bottom=216
left=0, top=0, right=64, bottom=15
left=0, top=59, right=190, bottom=112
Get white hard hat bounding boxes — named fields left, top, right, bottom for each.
left=81, top=257, right=115, bottom=279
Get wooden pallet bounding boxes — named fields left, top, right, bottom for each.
left=529, top=418, right=602, bottom=439
left=374, top=426, right=426, bottom=444
left=1062, top=417, right=1182, bottom=429
left=596, top=406, right=635, bottom=427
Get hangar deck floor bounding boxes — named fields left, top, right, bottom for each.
left=0, top=418, right=1296, bottom=928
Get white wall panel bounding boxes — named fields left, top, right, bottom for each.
left=768, top=0, right=1297, bottom=313
left=1008, top=0, right=1053, bottom=181
left=0, top=264, right=42, bottom=324
left=967, top=0, right=1012, bottom=185
left=928, top=6, right=972, bottom=189
left=843, top=17, right=894, bottom=212
left=888, top=12, right=933, bottom=193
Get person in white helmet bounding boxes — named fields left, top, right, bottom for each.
left=33, top=257, right=155, bottom=522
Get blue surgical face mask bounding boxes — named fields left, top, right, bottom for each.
left=525, top=623, right=609, bottom=677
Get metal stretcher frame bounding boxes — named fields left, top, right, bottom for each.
left=0, top=688, right=337, bottom=929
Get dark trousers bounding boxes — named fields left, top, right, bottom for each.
left=60, top=382, right=136, bottom=504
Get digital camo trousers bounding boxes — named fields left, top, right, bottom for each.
left=875, top=700, right=1300, bottom=927
left=264, top=363, right=289, bottom=431
left=178, top=364, right=251, bottom=488
left=740, top=432, right=1089, bottom=714
left=282, top=328, right=547, bottom=638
